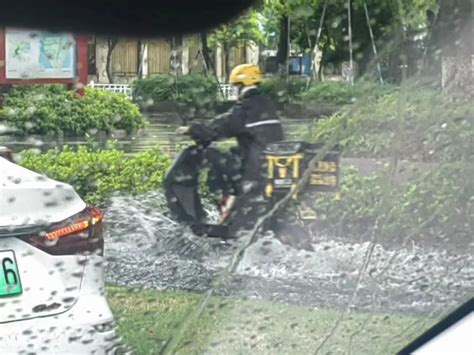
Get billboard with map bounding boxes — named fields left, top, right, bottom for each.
left=5, top=29, right=75, bottom=79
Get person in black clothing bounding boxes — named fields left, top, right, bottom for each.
left=164, top=64, right=283, bottom=238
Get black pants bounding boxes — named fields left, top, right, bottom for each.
left=204, top=146, right=242, bottom=197
left=163, top=145, right=242, bottom=224
left=164, top=145, right=276, bottom=238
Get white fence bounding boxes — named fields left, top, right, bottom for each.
left=88, top=81, right=133, bottom=99
left=89, top=81, right=238, bottom=102
left=219, top=84, right=239, bottom=101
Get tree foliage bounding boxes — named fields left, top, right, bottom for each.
left=259, top=0, right=441, bottom=82
left=208, top=10, right=264, bottom=77
left=208, top=10, right=264, bottom=51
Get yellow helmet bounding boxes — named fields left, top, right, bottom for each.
left=229, top=64, right=263, bottom=86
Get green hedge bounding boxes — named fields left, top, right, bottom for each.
left=300, top=81, right=393, bottom=106
left=0, top=85, right=147, bottom=136
left=19, top=146, right=171, bottom=204
left=257, top=78, right=392, bottom=107
left=134, top=75, right=390, bottom=111
left=300, top=81, right=353, bottom=105
left=133, top=74, right=218, bottom=113
left=257, top=77, right=307, bottom=104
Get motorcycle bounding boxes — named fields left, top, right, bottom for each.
left=164, top=138, right=340, bottom=251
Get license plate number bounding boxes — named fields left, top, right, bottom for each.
left=274, top=179, right=293, bottom=186
left=0, top=250, right=22, bottom=297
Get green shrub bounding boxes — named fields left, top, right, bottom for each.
left=257, top=78, right=392, bottom=106
left=258, top=77, right=307, bottom=104
left=300, top=81, right=355, bottom=105
left=19, top=146, right=171, bottom=204
left=0, top=85, right=147, bottom=136
left=300, top=81, right=394, bottom=106
left=132, top=75, right=175, bottom=103
left=133, top=74, right=218, bottom=113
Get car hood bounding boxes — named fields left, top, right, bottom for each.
left=0, top=157, right=86, bottom=227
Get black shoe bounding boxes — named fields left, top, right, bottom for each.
left=190, top=223, right=234, bottom=239
left=190, top=223, right=207, bottom=236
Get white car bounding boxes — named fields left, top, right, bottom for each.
left=0, top=156, right=121, bottom=354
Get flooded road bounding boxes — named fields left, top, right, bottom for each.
left=1, top=117, right=312, bottom=156
left=103, top=192, right=473, bottom=316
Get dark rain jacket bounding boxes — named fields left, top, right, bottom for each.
left=188, top=87, right=284, bottom=181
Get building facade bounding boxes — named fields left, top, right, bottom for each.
left=88, top=35, right=259, bottom=84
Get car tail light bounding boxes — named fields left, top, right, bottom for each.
left=20, top=207, right=104, bottom=256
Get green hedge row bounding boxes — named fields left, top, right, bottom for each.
left=132, top=74, right=218, bottom=114
left=258, top=78, right=393, bottom=106
left=0, top=85, right=147, bottom=136
left=257, top=77, right=308, bottom=104
left=133, top=74, right=390, bottom=109
left=19, top=145, right=171, bottom=204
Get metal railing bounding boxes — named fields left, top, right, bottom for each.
left=88, top=81, right=238, bottom=102
left=219, top=84, right=239, bottom=101
left=88, top=81, right=133, bottom=99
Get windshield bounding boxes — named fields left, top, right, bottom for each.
left=0, top=0, right=472, bottom=354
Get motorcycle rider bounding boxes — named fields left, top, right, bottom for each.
left=165, top=63, right=284, bottom=238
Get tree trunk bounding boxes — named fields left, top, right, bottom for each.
left=318, top=42, right=329, bottom=81
left=200, top=31, right=216, bottom=76
left=224, top=43, right=230, bottom=81
left=276, top=15, right=290, bottom=78
left=385, top=31, right=405, bottom=84
left=437, top=0, right=473, bottom=95
left=441, top=55, right=473, bottom=94
left=200, top=33, right=225, bottom=99
left=137, top=40, right=143, bottom=80
left=106, top=38, right=118, bottom=83
left=258, top=43, right=265, bottom=69
left=421, top=9, right=442, bottom=79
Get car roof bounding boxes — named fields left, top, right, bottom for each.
left=0, top=0, right=256, bottom=37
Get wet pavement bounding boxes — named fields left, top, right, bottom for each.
left=103, top=192, right=474, bottom=316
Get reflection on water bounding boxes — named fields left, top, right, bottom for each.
left=1, top=117, right=312, bottom=157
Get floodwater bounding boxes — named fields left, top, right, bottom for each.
left=1, top=116, right=312, bottom=156
left=104, top=191, right=473, bottom=315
